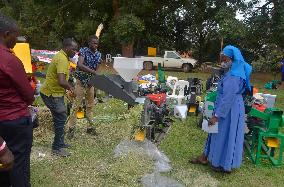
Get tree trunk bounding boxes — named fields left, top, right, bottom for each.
left=152, top=0, right=161, bottom=8
left=122, top=42, right=134, bottom=57
left=112, top=0, right=120, bottom=17
left=198, top=47, right=203, bottom=64
left=197, top=33, right=205, bottom=64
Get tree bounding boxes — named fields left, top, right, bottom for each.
left=109, top=0, right=156, bottom=57
left=0, top=0, right=282, bottom=71
left=174, top=0, right=247, bottom=63
left=112, top=14, right=144, bottom=57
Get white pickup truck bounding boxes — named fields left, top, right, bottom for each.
left=140, top=51, right=197, bottom=72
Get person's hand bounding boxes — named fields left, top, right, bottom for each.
left=0, top=148, right=14, bottom=171
left=209, top=116, right=218, bottom=126
left=70, top=89, right=76, bottom=98
left=66, top=88, right=76, bottom=98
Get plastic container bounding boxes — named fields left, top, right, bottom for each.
left=173, top=80, right=189, bottom=96
left=166, top=76, right=178, bottom=89
left=113, top=57, right=143, bottom=82
left=262, top=94, right=276, bottom=108
left=198, top=102, right=204, bottom=112
left=204, top=101, right=214, bottom=118
left=174, top=105, right=188, bottom=119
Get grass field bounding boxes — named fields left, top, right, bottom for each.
left=31, top=66, right=284, bottom=187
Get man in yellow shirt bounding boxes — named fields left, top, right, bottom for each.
left=40, top=38, right=78, bottom=157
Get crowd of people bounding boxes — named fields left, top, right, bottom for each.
left=0, top=13, right=101, bottom=186
left=39, top=35, right=101, bottom=157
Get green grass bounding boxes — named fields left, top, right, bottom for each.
left=31, top=67, right=284, bottom=187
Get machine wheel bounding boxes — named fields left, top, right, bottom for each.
left=141, top=98, right=154, bottom=140
left=144, top=61, right=153, bottom=70
left=182, top=64, right=192, bottom=73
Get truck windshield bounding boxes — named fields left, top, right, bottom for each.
left=166, top=52, right=180, bottom=59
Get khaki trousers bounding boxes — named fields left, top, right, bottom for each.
left=67, top=79, right=95, bottom=128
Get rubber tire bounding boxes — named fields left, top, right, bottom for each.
left=144, top=61, right=153, bottom=70
left=182, top=64, right=192, bottom=73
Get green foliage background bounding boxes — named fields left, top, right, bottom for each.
left=1, top=0, right=283, bottom=71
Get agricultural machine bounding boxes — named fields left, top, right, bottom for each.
left=88, top=58, right=171, bottom=143
left=139, top=94, right=171, bottom=142
left=245, top=107, right=284, bottom=166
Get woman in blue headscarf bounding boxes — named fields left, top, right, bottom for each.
left=190, top=45, right=252, bottom=173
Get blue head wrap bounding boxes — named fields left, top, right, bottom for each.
left=222, top=45, right=252, bottom=91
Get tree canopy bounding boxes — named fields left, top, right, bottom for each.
left=1, top=0, right=283, bottom=66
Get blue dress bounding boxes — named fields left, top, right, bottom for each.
left=204, top=73, right=245, bottom=171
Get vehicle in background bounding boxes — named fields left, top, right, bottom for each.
left=140, top=50, right=197, bottom=72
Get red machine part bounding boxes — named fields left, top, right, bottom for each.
left=252, top=103, right=266, bottom=112
left=146, top=93, right=167, bottom=106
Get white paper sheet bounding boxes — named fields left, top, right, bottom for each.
left=202, top=119, right=218, bottom=133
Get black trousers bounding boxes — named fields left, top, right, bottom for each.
left=40, top=93, right=67, bottom=150
left=0, top=117, right=33, bottom=187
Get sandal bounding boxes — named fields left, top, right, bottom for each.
left=189, top=157, right=208, bottom=165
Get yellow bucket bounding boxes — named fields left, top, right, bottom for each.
left=188, top=105, right=197, bottom=113
left=134, top=129, right=146, bottom=142
left=76, top=109, right=85, bottom=119
left=267, top=138, right=279, bottom=148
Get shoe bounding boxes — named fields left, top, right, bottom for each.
left=52, top=148, right=71, bottom=157
left=211, top=166, right=231, bottom=174
left=60, top=143, right=71, bottom=149
left=189, top=154, right=208, bottom=165
left=86, top=127, right=98, bottom=136
left=67, top=127, right=75, bottom=140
